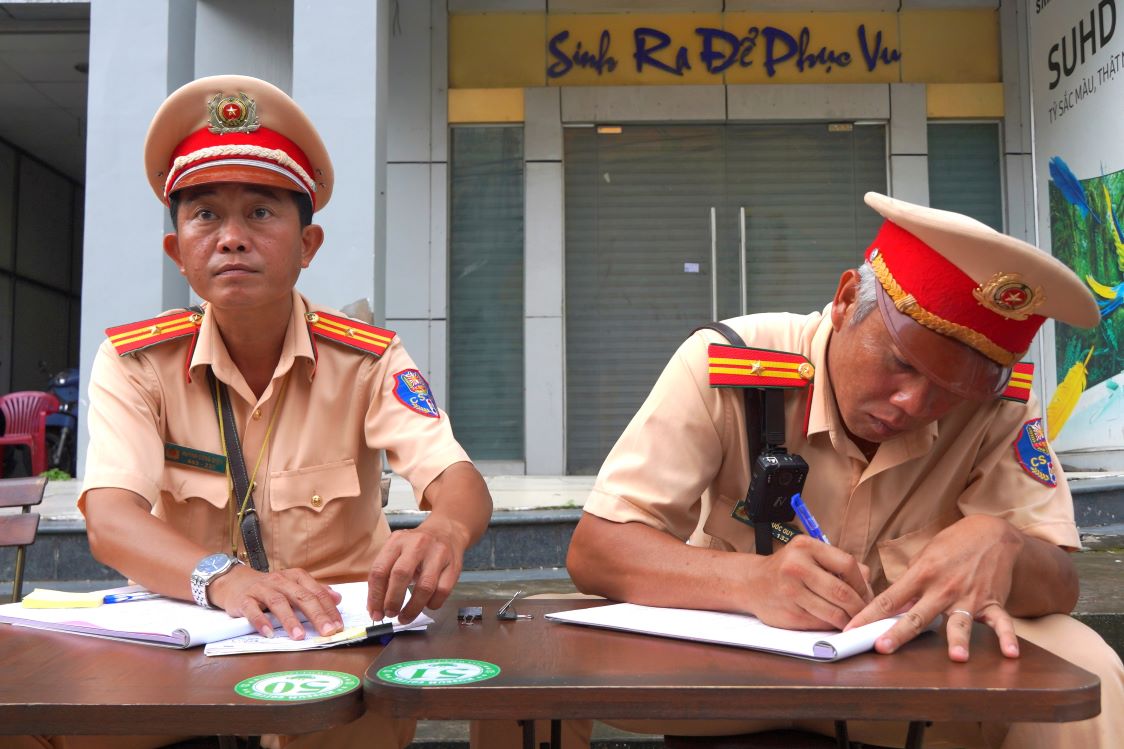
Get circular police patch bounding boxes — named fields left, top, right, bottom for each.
left=234, top=670, right=359, bottom=701
left=393, top=368, right=440, bottom=418
left=1013, top=418, right=1056, bottom=487
left=375, top=659, right=500, bottom=687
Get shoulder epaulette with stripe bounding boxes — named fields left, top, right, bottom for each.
left=708, top=343, right=814, bottom=389
left=1000, top=362, right=1034, bottom=403
left=106, top=310, right=203, bottom=356
left=305, top=311, right=394, bottom=358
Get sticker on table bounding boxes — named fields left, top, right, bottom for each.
left=234, top=670, right=360, bottom=701
left=376, top=659, right=501, bottom=686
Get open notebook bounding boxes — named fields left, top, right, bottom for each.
left=547, top=602, right=935, bottom=662
left=0, top=581, right=428, bottom=652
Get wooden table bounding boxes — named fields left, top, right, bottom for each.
left=0, top=623, right=381, bottom=739
left=364, top=599, right=1101, bottom=749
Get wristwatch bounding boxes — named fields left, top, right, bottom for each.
left=190, top=553, right=242, bottom=608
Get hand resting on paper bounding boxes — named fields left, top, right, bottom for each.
left=844, top=514, right=1079, bottom=662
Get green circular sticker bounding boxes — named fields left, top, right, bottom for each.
left=234, top=670, right=360, bottom=702
left=376, top=659, right=501, bottom=686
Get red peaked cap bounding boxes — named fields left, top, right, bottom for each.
left=862, top=193, right=1099, bottom=368
left=145, top=74, right=333, bottom=211
left=865, top=220, right=1045, bottom=364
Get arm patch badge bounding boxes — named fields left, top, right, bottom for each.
left=1013, top=418, right=1056, bottom=487
left=393, top=369, right=439, bottom=418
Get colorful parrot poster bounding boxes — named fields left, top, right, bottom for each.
left=1031, top=1, right=1124, bottom=465
left=1045, top=165, right=1124, bottom=454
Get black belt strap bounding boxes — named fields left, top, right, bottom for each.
left=208, top=370, right=270, bottom=572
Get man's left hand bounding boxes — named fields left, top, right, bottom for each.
left=845, top=514, right=1024, bottom=662
left=366, top=516, right=467, bottom=624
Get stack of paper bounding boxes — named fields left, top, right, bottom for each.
left=547, top=603, right=934, bottom=662
left=0, top=581, right=428, bottom=653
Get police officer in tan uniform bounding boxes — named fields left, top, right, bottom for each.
left=566, top=193, right=1124, bottom=748
left=16, top=75, right=492, bottom=749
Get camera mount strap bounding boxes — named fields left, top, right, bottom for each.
left=695, top=322, right=814, bottom=555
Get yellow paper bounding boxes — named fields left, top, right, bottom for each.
left=21, top=588, right=104, bottom=609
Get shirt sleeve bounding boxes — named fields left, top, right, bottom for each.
left=956, top=391, right=1080, bottom=549
left=363, top=338, right=471, bottom=509
left=79, top=340, right=169, bottom=513
left=583, top=333, right=728, bottom=541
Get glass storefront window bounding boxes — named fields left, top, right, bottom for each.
left=448, top=126, right=526, bottom=462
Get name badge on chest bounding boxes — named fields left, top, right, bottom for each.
left=164, top=442, right=227, bottom=474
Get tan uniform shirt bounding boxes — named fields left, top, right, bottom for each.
left=81, top=291, right=470, bottom=582
left=585, top=306, right=1079, bottom=591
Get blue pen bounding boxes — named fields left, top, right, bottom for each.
left=790, top=493, right=830, bottom=545
left=103, top=591, right=163, bottom=604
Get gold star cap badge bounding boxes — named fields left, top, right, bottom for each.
left=207, top=92, right=260, bottom=134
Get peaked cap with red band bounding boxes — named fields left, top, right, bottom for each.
left=144, top=75, right=333, bottom=211
left=861, top=193, right=1098, bottom=398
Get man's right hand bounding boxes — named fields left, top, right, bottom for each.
left=746, top=534, right=873, bottom=631
left=209, top=566, right=344, bottom=640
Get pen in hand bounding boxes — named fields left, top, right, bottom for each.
left=103, top=591, right=163, bottom=604
left=790, top=493, right=830, bottom=545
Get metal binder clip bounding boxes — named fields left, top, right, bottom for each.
left=457, top=606, right=482, bottom=625
left=497, top=590, right=533, bottom=621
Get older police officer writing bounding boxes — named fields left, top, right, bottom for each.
left=567, top=193, right=1123, bottom=748
left=16, top=75, right=492, bottom=749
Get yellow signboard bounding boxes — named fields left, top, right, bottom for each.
left=449, top=11, right=999, bottom=89
left=545, top=13, right=722, bottom=86
left=721, top=13, right=900, bottom=84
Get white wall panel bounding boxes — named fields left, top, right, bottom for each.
left=195, top=0, right=293, bottom=90
left=430, top=0, right=449, bottom=164
left=386, top=162, right=433, bottom=319
left=728, top=84, right=889, bottom=121
left=525, top=315, right=565, bottom=474
left=525, top=162, right=563, bottom=318
left=1004, top=153, right=1034, bottom=244
left=890, top=154, right=930, bottom=205
left=562, top=85, right=725, bottom=123
left=890, top=83, right=926, bottom=155
left=525, top=87, right=562, bottom=161
left=428, top=318, right=448, bottom=409
left=429, top=162, right=448, bottom=319
left=388, top=0, right=433, bottom=162
left=388, top=318, right=430, bottom=377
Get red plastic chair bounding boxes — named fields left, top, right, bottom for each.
left=0, top=391, right=59, bottom=478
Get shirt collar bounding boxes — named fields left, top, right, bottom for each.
left=187, top=290, right=317, bottom=386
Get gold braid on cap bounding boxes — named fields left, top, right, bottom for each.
left=165, top=144, right=317, bottom=196
left=869, top=253, right=1019, bottom=366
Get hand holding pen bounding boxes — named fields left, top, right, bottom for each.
left=790, top=493, right=830, bottom=545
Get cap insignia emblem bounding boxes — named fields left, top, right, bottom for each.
left=207, top=92, right=260, bottom=135
left=972, top=273, right=1045, bottom=321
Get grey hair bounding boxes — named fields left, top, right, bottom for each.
left=849, top=263, right=879, bottom=325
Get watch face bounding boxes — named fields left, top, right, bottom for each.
left=197, top=553, right=231, bottom=575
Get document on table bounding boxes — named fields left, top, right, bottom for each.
left=203, top=583, right=431, bottom=656
left=547, top=603, right=936, bottom=662
left=0, top=581, right=428, bottom=651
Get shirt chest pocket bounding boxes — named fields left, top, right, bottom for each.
left=161, top=465, right=229, bottom=509
left=697, top=493, right=756, bottom=553
left=269, top=459, right=362, bottom=513
left=875, top=505, right=963, bottom=588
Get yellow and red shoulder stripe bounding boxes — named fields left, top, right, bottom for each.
left=106, top=310, right=202, bottom=356
left=708, top=344, right=814, bottom=389
left=305, top=311, right=394, bottom=358
left=1000, top=362, right=1034, bottom=403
